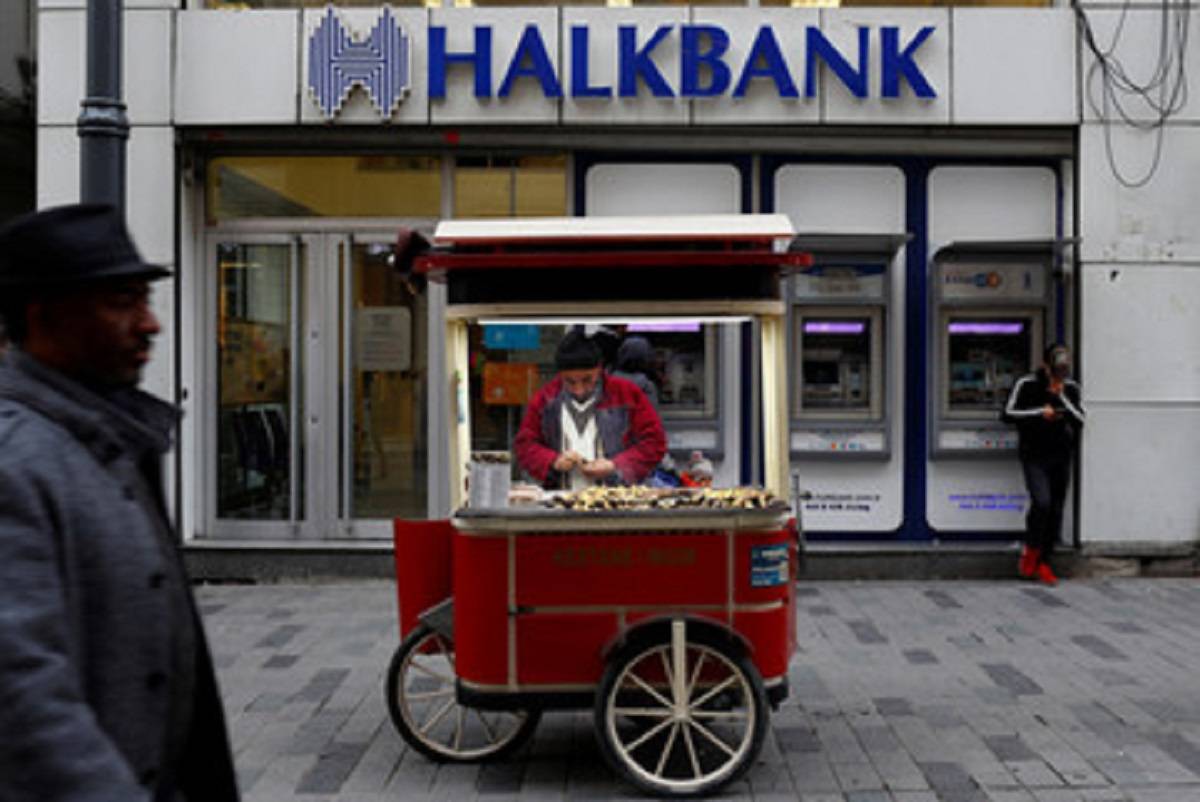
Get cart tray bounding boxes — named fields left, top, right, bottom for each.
left=452, top=504, right=792, bottom=533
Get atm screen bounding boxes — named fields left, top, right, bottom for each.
left=945, top=319, right=1032, bottom=412
left=798, top=318, right=871, bottom=412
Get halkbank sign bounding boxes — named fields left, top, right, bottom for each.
left=308, top=6, right=938, bottom=119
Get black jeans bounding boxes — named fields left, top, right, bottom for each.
left=1021, top=456, right=1072, bottom=552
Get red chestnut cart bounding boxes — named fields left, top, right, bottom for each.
left=386, top=215, right=809, bottom=797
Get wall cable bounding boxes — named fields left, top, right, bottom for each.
left=1073, top=0, right=1192, bottom=188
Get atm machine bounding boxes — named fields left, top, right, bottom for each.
left=930, top=241, right=1070, bottom=458
left=623, top=320, right=723, bottom=463
left=788, top=235, right=909, bottom=458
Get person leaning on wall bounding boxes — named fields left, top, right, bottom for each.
left=1001, top=343, right=1086, bottom=586
left=0, top=204, right=240, bottom=802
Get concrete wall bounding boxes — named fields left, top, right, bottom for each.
left=1075, top=7, right=1200, bottom=552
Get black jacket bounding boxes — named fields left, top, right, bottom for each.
left=1000, top=368, right=1085, bottom=461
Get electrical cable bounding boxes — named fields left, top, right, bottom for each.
left=1073, top=0, right=1192, bottom=188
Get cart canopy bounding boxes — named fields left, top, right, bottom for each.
left=417, top=214, right=808, bottom=307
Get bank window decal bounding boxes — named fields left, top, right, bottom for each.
left=308, top=6, right=411, bottom=119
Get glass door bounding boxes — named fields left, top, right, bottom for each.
left=330, top=235, right=429, bottom=538
left=206, top=237, right=310, bottom=539
left=205, top=231, right=430, bottom=541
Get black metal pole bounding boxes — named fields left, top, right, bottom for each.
left=77, top=0, right=128, bottom=211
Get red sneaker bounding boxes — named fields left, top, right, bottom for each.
left=1035, top=562, right=1058, bottom=586
left=1018, top=546, right=1040, bottom=579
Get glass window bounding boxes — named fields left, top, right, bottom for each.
left=623, top=323, right=716, bottom=419
left=207, top=155, right=442, bottom=222
left=944, top=318, right=1032, bottom=415
left=455, top=0, right=737, bottom=5
left=204, top=1, right=431, bottom=8
left=763, top=0, right=1048, bottom=6
left=465, top=321, right=716, bottom=466
left=453, top=155, right=567, bottom=218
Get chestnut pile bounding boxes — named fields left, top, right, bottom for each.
left=544, top=486, right=781, bottom=511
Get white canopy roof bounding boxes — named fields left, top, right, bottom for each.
left=432, top=214, right=795, bottom=245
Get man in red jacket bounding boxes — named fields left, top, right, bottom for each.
left=515, top=328, right=666, bottom=490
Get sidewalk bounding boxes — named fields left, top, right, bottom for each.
left=199, top=579, right=1200, bottom=802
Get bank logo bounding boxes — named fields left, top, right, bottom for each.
left=308, top=6, right=410, bottom=119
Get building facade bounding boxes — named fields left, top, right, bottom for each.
left=35, top=0, right=1200, bottom=557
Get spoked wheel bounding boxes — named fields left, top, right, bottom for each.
left=386, top=624, right=540, bottom=762
left=595, top=620, right=769, bottom=797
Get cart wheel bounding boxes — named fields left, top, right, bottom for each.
left=595, top=619, right=768, bottom=797
left=386, top=625, right=540, bottom=762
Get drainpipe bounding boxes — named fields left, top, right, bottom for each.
left=77, top=0, right=128, bottom=211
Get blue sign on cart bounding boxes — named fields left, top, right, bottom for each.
left=750, top=544, right=789, bottom=588
left=484, top=324, right=541, bottom=351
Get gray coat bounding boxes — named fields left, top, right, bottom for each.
left=0, top=350, right=238, bottom=802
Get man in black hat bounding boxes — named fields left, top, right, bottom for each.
left=0, top=204, right=240, bottom=801
left=514, top=327, right=666, bottom=490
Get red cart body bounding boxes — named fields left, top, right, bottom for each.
left=394, top=512, right=798, bottom=707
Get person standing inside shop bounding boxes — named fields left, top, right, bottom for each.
left=1002, top=343, right=1085, bottom=586
left=610, top=335, right=660, bottom=410
left=0, top=205, right=240, bottom=802
left=515, top=328, right=666, bottom=489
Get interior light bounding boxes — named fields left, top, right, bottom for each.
left=476, top=316, right=751, bottom=327
left=626, top=322, right=703, bottom=333
left=804, top=321, right=866, bottom=335
left=948, top=322, right=1024, bottom=335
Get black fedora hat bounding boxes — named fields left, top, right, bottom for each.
left=0, top=203, right=170, bottom=289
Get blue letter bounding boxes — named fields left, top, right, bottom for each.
left=618, top=25, right=675, bottom=98
left=680, top=25, right=731, bottom=97
left=733, top=26, right=798, bottom=98
left=429, top=26, right=492, bottom=98
left=805, top=27, right=868, bottom=99
left=498, top=25, right=562, bottom=98
left=881, top=26, right=936, bottom=98
left=570, top=26, right=611, bottom=98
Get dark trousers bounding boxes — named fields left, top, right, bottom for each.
left=1021, top=457, right=1072, bottom=552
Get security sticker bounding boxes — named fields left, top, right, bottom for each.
left=750, top=544, right=789, bottom=588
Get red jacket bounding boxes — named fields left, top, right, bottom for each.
left=514, top=374, right=667, bottom=488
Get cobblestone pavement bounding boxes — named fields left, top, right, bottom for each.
left=198, top=579, right=1200, bottom=802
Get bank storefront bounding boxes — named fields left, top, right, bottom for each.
left=35, top=1, right=1200, bottom=559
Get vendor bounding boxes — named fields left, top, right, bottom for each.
left=515, top=328, right=666, bottom=489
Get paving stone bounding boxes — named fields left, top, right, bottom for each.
left=256, top=624, right=304, bottom=649
left=986, top=736, right=1038, bottom=762
left=294, top=741, right=368, bottom=794
left=874, top=697, right=914, bottom=717
left=1071, top=636, right=1128, bottom=662
left=262, top=654, right=300, bottom=670
left=477, top=762, right=526, bottom=795
left=903, top=649, right=939, bottom=666
left=925, top=589, right=964, bottom=609
left=980, top=663, right=1043, bottom=697
left=1022, top=589, right=1069, bottom=609
left=848, top=620, right=888, bottom=645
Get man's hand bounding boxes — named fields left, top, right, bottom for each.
left=581, top=458, right=616, bottom=480
left=553, top=451, right=583, bottom=473
left=1041, top=404, right=1060, bottom=421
